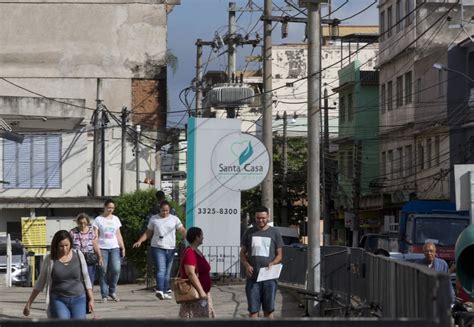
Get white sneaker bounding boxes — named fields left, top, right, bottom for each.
left=163, top=293, right=172, bottom=300
left=155, top=291, right=164, bottom=300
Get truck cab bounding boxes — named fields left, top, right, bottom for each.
left=399, top=201, right=469, bottom=265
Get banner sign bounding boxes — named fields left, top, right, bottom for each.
left=187, top=118, right=270, bottom=273
left=211, top=132, right=270, bottom=191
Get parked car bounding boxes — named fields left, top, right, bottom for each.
left=273, top=226, right=301, bottom=246
left=359, top=233, right=398, bottom=253
left=0, top=239, right=32, bottom=286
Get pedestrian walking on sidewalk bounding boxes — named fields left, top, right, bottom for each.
left=240, top=206, right=284, bottom=319
left=93, top=198, right=126, bottom=303
left=70, top=213, right=103, bottom=286
left=133, top=200, right=186, bottom=300
left=23, top=230, right=94, bottom=319
left=178, top=227, right=216, bottom=318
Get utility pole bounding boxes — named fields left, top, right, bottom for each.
left=262, top=0, right=274, bottom=219
left=228, top=2, right=236, bottom=82
left=300, top=0, right=321, bottom=316
left=323, top=88, right=331, bottom=245
left=195, top=39, right=215, bottom=118
left=92, top=78, right=102, bottom=197
left=352, top=141, right=362, bottom=247
left=100, top=107, right=109, bottom=196
left=120, top=106, right=128, bottom=195
left=196, top=40, right=203, bottom=116
left=281, top=111, right=288, bottom=227
left=135, top=125, right=141, bottom=191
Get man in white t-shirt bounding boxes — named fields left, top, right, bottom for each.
left=133, top=200, right=186, bottom=299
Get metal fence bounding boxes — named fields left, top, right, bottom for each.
left=280, top=246, right=307, bottom=285
left=280, top=246, right=451, bottom=326
left=146, top=245, right=242, bottom=288
left=320, top=246, right=451, bottom=325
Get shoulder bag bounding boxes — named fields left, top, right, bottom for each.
left=78, top=250, right=93, bottom=315
left=171, top=247, right=200, bottom=304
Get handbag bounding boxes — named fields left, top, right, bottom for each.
left=171, top=247, right=200, bottom=304
left=78, top=250, right=93, bottom=314
left=83, top=252, right=98, bottom=265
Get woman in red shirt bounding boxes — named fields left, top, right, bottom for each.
left=178, top=227, right=215, bottom=318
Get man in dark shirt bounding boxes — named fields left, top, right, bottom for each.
left=240, top=206, right=283, bottom=318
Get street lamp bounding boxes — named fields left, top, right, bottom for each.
left=433, top=63, right=474, bottom=109
left=433, top=63, right=474, bottom=83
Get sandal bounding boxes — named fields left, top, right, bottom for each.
left=109, top=293, right=120, bottom=302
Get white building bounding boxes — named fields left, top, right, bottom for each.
left=0, top=0, right=179, bottom=240
left=236, top=36, right=379, bottom=137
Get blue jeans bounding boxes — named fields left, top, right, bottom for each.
left=99, top=248, right=121, bottom=298
left=245, top=279, right=278, bottom=314
left=87, top=264, right=96, bottom=286
left=151, top=247, right=175, bottom=292
left=49, top=293, right=86, bottom=319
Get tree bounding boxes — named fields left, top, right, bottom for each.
left=113, top=189, right=184, bottom=275
left=241, top=137, right=308, bottom=226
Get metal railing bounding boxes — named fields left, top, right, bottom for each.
left=146, top=245, right=242, bottom=288
left=320, top=246, right=451, bottom=325
left=280, top=246, right=451, bottom=325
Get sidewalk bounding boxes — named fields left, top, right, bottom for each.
left=0, top=277, right=304, bottom=320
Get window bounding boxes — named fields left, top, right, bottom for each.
left=381, top=84, right=386, bottom=112
left=396, top=0, right=403, bottom=33
left=388, top=150, right=394, bottom=179
left=405, top=0, right=413, bottom=26
left=435, top=135, right=440, bottom=166
left=3, top=135, right=61, bottom=189
left=380, top=11, right=386, bottom=41
left=405, top=145, right=413, bottom=176
left=415, top=78, right=422, bottom=103
left=387, top=6, right=393, bottom=37
left=382, top=151, right=387, bottom=176
left=340, top=96, right=346, bottom=122
left=348, top=93, right=353, bottom=121
left=396, top=76, right=403, bottom=107
left=426, top=138, right=432, bottom=168
left=397, top=147, right=403, bottom=178
left=418, top=142, right=424, bottom=171
left=387, top=81, right=393, bottom=111
left=405, top=71, right=412, bottom=104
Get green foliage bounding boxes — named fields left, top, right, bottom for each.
left=113, top=189, right=185, bottom=275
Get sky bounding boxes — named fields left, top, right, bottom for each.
left=167, top=0, right=379, bottom=127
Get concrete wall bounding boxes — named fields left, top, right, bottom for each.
left=0, top=2, right=167, bottom=79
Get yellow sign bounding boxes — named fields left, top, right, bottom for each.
left=21, top=217, right=47, bottom=255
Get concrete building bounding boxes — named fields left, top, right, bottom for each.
left=333, top=61, right=380, bottom=245
left=0, top=0, right=179, bottom=240
left=377, top=0, right=474, bottom=225
left=446, top=37, right=474, bottom=200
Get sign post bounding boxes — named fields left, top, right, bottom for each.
left=186, top=118, right=270, bottom=273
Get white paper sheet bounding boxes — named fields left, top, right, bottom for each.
left=256, top=263, right=283, bottom=282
